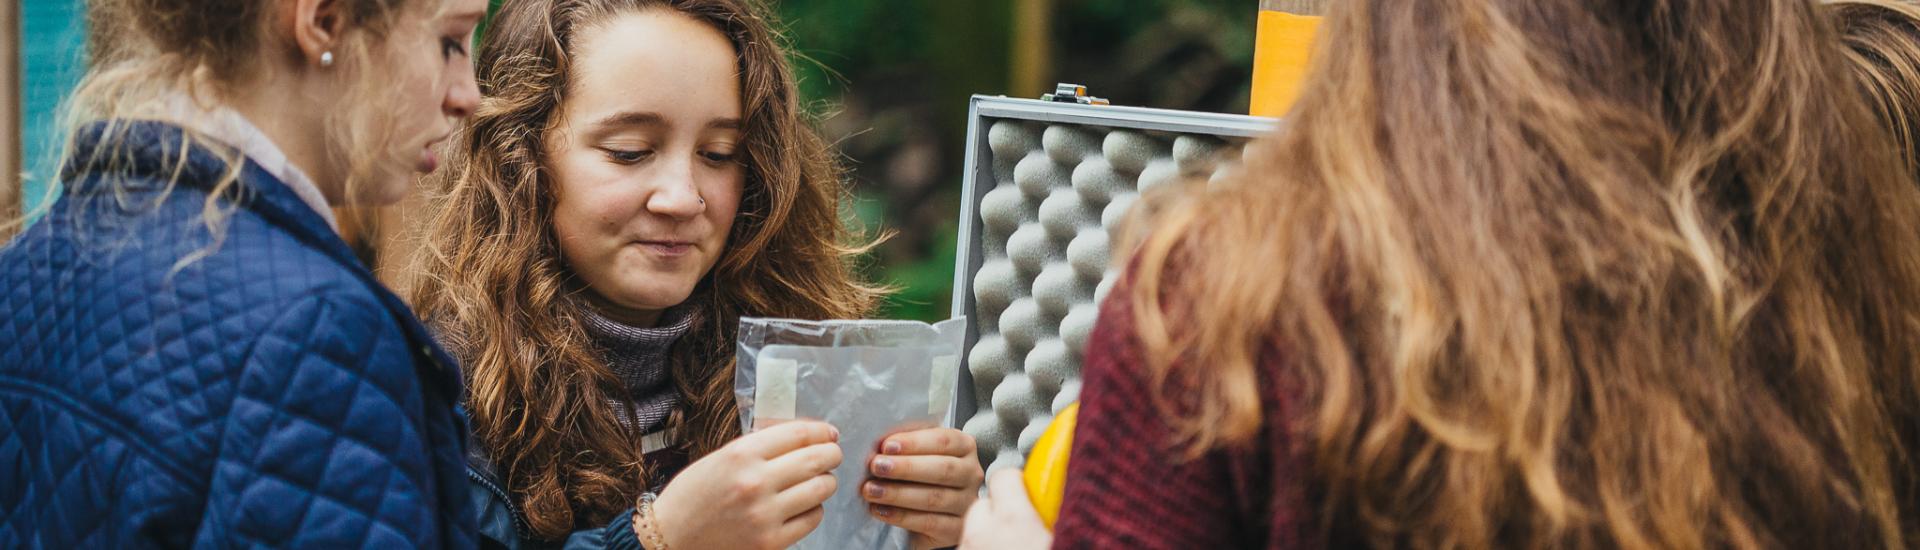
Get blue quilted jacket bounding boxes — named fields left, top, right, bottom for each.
left=0, top=121, right=476, bottom=548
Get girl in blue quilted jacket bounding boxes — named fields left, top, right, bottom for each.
left=0, top=0, right=486, bottom=547
left=403, top=0, right=985, bottom=548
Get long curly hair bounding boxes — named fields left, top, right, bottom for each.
left=1123, top=0, right=1920, bottom=547
left=399, top=0, right=882, bottom=538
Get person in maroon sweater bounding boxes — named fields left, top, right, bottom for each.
left=1057, top=288, right=1319, bottom=548
left=962, top=0, right=1920, bottom=548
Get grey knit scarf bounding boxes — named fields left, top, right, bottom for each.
left=581, top=305, right=694, bottom=435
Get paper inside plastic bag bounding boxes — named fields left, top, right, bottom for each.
left=735, top=317, right=967, bottom=550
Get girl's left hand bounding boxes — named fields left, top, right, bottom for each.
left=863, top=427, right=984, bottom=550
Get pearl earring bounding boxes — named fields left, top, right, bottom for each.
left=320, top=51, right=335, bottom=68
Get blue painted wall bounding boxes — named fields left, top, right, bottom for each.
left=20, top=0, right=88, bottom=213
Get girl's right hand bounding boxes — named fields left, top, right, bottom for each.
left=649, top=420, right=844, bottom=550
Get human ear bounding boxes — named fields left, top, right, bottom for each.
left=285, top=0, right=348, bottom=68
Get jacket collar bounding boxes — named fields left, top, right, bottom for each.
left=155, top=93, right=340, bottom=232
left=63, top=120, right=465, bottom=394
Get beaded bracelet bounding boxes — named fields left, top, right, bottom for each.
left=636, top=491, right=670, bottom=550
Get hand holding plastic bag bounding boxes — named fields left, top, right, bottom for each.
left=650, top=420, right=843, bottom=550
left=861, top=425, right=982, bottom=549
left=735, top=317, right=968, bottom=550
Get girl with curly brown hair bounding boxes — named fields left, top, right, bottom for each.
left=402, top=0, right=983, bottom=548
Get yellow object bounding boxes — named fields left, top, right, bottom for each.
left=1023, top=402, right=1079, bottom=530
left=1249, top=11, right=1323, bottom=117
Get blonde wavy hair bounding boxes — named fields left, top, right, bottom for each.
left=399, top=0, right=883, bottom=539
left=1124, top=0, right=1920, bottom=547
left=9, top=0, right=443, bottom=249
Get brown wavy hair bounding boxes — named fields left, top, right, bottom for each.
left=1123, top=0, right=1920, bottom=547
left=399, top=0, right=881, bottom=538
left=1835, top=0, right=1920, bottom=178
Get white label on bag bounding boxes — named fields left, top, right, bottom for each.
left=756, top=358, right=798, bottom=421
left=929, top=355, right=958, bottom=416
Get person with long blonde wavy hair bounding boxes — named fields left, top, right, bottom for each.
left=401, top=0, right=984, bottom=547
left=0, top=0, right=486, bottom=546
left=960, top=0, right=1920, bottom=548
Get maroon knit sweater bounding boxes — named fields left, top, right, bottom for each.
left=1051, top=286, right=1320, bottom=549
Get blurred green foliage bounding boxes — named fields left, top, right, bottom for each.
left=774, top=0, right=1257, bottom=322
left=775, top=0, right=1015, bottom=322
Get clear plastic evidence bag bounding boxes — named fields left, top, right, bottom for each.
left=734, top=316, right=968, bottom=550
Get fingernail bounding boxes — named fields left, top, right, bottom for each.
left=865, top=482, right=884, bottom=498
left=874, top=458, right=894, bottom=475
left=883, top=441, right=902, bottom=455
left=829, top=425, right=841, bottom=441
left=873, top=505, right=893, bottom=518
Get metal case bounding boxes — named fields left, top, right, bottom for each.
left=950, top=95, right=1277, bottom=469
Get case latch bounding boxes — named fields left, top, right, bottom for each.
left=1041, top=83, right=1110, bottom=105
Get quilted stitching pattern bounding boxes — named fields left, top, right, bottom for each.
left=0, top=122, right=474, bottom=548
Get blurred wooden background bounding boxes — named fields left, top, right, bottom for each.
left=1265, top=0, right=1330, bottom=13
left=3, top=0, right=21, bottom=227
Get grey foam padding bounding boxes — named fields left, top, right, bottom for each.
left=962, top=119, right=1250, bottom=471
